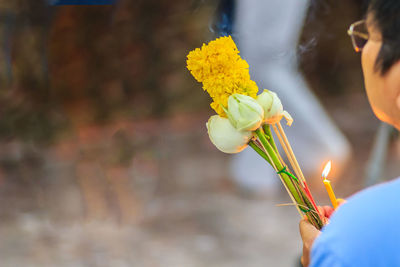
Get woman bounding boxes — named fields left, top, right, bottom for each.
left=299, top=0, right=400, bottom=266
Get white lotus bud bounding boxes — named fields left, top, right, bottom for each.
left=206, top=115, right=253, bottom=154
left=225, top=94, right=264, bottom=131
left=256, top=89, right=293, bottom=125
left=256, top=89, right=283, bottom=123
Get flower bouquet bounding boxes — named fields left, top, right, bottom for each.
left=187, top=36, right=325, bottom=229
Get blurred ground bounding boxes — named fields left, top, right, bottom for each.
left=0, top=104, right=399, bottom=267
left=0, top=112, right=304, bottom=267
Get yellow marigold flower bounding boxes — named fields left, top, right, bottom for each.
left=186, top=36, right=258, bottom=116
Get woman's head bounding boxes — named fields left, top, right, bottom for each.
left=360, top=0, right=400, bottom=130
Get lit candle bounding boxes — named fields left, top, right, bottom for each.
left=322, top=161, right=338, bottom=209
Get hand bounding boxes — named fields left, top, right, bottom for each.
left=299, top=200, right=346, bottom=267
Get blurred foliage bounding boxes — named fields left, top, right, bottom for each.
left=0, top=0, right=216, bottom=143
left=0, top=0, right=370, bottom=143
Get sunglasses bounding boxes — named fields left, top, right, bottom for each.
left=347, top=20, right=369, bottom=52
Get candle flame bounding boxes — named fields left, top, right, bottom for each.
left=322, top=161, right=332, bottom=178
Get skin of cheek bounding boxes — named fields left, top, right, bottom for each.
left=361, top=41, right=386, bottom=120
left=363, top=14, right=400, bottom=129
left=362, top=43, right=400, bottom=129
left=386, top=64, right=400, bottom=130
left=397, top=94, right=400, bottom=110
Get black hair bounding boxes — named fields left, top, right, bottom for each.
left=368, top=0, right=400, bottom=74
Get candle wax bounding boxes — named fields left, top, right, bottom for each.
left=323, top=179, right=338, bottom=209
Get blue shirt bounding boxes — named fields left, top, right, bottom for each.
left=310, top=177, right=400, bottom=267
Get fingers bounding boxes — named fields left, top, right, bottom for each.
left=322, top=206, right=335, bottom=218
left=316, top=206, right=334, bottom=223
left=317, top=199, right=347, bottom=219
left=317, top=206, right=325, bottom=217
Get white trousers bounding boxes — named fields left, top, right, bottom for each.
left=231, top=0, right=351, bottom=192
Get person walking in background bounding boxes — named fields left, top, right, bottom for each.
left=230, top=0, right=351, bottom=193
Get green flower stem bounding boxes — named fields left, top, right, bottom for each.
left=263, top=124, right=279, bottom=154
left=255, top=128, right=303, bottom=205
left=284, top=164, right=323, bottom=228
left=249, top=141, right=271, bottom=165
left=299, top=186, right=324, bottom=229
left=255, top=127, right=324, bottom=229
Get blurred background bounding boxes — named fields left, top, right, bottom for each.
left=0, top=0, right=399, bottom=266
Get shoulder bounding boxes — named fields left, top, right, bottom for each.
left=310, top=177, right=400, bottom=267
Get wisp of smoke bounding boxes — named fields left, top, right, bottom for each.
left=298, top=37, right=318, bottom=56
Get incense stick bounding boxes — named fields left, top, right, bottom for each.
left=256, top=130, right=303, bottom=217
left=277, top=122, right=306, bottom=182
left=272, top=124, right=304, bottom=187
left=265, top=151, right=304, bottom=217
left=276, top=122, right=320, bottom=212
left=276, top=203, right=320, bottom=216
